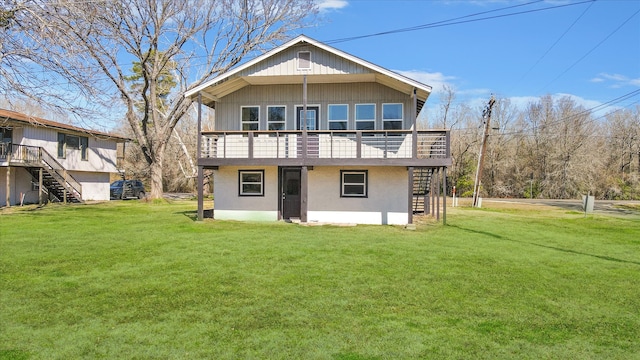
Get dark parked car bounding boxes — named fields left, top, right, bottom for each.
left=110, top=180, right=146, bottom=200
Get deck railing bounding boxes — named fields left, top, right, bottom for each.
left=1, top=143, right=82, bottom=200
left=0, top=143, right=40, bottom=163
left=201, top=130, right=449, bottom=160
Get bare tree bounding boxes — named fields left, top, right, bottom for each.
left=2, top=0, right=316, bottom=199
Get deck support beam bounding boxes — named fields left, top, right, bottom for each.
left=442, top=167, right=447, bottom=225
left=301, top=165, right=308, bottom=223
left=5, top=152, right=11, bottom=207
left=39, top=168, right=44, bottom=205
left=197, top=92, right=204, bottom=221
left=407, top=167, right=414, bottom=224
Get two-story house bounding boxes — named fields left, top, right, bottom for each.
left=186, top=35, right=451, bottom=225
left=1, top=109, right=128, bottom=206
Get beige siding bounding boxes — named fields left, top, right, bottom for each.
left=210, top=165, right=410, bottom=225
left=307, top=166, right=409, bottom=225
left=19, top=126, right=119, bottom=173
left=241, top=45, right=369, bottom=77
left=216, top=83, right=413, bottom=131
left=213, top=166, right=279, bottom=212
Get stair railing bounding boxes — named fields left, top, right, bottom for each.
left=39, top=147, right=83, bottom=200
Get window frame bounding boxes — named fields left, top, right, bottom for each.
left=355, top=103, right=376, bottom=131
left=382, top=103, right=404, bottom=130
left=340, top=170, right=368, bottom=198
left=297, top=51, right=311, bottom=70
left=328, top=104, right=349, bottom=130
left=57, top=132, right=88, bottom=160
left=238, top=170, right=265, bottom=197
left=267, top=105, right=286, bottom=130
left=241, top=106, right=260, bottom=131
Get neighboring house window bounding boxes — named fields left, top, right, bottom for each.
left=267, top=106, right=286, bottom=130
left=383, top=103, right=403, bottom=130
left=355, top=104, right=375, bottom=130
left=341, top=170, right=368, bottom=197
left=57, top=132, right=89, bottom=160
left=328, top=104, right=348, bottom=130
left=80, top=137, right=88, bottom=161
left=298, top=51, right=311, bottom=70
left=239, top=170, right=264, bottom=196
left=242, top=106, right=259, bottom=131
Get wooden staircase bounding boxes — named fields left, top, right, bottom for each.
left=412, top=167, right=433, bottom=213
left=27, top=167, right=82, bottom=203
left=2, top=144, right=82, bottom=204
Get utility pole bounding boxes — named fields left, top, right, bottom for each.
left=472, top=96, right=496, bottom=208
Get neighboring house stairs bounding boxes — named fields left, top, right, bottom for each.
left=2, top=144, right=82, bottom=204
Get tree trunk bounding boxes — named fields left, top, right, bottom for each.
left=149, top=151, right=165, bottom=199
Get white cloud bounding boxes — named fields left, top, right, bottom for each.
left=317, top=0, right=348, bottom=11
left=394, top=70, right=457, bottom=93
left=590, top=73, right=640, bottom=88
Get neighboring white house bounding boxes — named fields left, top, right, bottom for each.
left=1, top=108, right=128, bottom=206
left=186, top=35, right=451, bottom=225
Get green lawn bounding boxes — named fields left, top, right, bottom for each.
left=1, top=200, right=639, bottom=359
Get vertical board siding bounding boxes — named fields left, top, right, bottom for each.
left=216, top=83, right=412, bottom=131
left=240, top=45, right=368, bottom=77
left=17, top=125, right=120, bottom=173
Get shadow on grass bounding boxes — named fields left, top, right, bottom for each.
left=177, top=210, right=198, bottom=221
left=176, top=209, right=214, bottom=222
left=450, top=224, right=640, bottom=266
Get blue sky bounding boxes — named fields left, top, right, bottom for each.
left=305, top=0, right=640, bottom=115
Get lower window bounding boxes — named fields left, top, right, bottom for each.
left=239, top=170, right=264, bottom=196
left=340, top=170, right=368, bottom=197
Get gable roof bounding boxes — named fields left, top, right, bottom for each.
left=0, top=108, right=129, bottom=142
left=185, top=35, right=432, bottom=112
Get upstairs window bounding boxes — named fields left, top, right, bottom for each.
left=241, top=106, right=259, bottom=131
left=298, top=51, right=311, bottom=70
left=383, top=103, right=403, bottom=130
left=355, top=104, right=375, bottom=130
left=267, top=106, right=286, bottom=130
left=58, top=132, right=88, bottom=160
left=328, top=104, right=348, bottom=130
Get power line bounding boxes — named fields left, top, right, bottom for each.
left=509, top=0, right=595, bottom=93
left=324, top=0, right=595, bottom=44
left=539, top=7, right=640, bottom=92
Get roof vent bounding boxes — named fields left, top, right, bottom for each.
left=298, top=51, right=311, bottom=70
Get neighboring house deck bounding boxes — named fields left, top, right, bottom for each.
left=186, top=35, right=451, bottom=225
left=1, top=109, right=128, bottom=206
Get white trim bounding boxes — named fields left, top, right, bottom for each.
left=241, top=105, right=260, bottom=131
left=328, top=104, right=349, bottom=130
left=307, top=211, right=408, bottom=225
left=215, top=210, right=279, bottom=222
left=355, top=103, right=376, bottom=130
left=382, top=103, right=404, bottom=130
left=297, top=51, right=311, bottom=71
left=185, top=35, right=431, bottom=99
left=267, top=105, right=287, bottom=130
left=295, top=104, right=321, bottom=131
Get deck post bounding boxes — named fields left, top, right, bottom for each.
left=197, top=92, right=204, bottom=221
left=412, top=88, right=418, bottom=159
left=39, top=168, right=44, bottom=205
left=407, top=167, right=414, bottom=224
left=301, top=165, right=308, bottom=223
left=63, top=169, right=67, bottom=204
left=431, top=169, right=436, bottom=217
left=443, top=167, right=447, bottom=225
left=436, top=168, right=440, bottom=221
left=5, top=151, right=10, bottom=207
